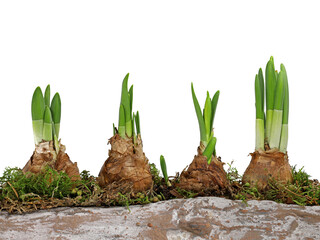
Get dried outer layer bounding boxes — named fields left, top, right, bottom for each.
left=22, top=141, right=80, bottom=181
left=242, top=150, right=293, bottom=190
left=178, top=147, right=229, bottom=193
left=97, top=134, right=153, bottom=193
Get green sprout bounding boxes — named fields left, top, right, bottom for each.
left=116, top=74, right=141, bottom=143
left=255, top=57, right=289, bottom=152
left=160, top=155, right=171, bottom=186
left=191, top=83, right=219, bottom=163
left=31, top=85, right=62, bottom=153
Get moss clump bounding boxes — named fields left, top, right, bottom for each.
left=231, top=165, right=320, bottom=206
left=0, top=167, right=74, bottom=200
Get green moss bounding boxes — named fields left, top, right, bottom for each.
left=150, top=163, right=161, bottom=186
left=0, top=167, right=98, bottom=202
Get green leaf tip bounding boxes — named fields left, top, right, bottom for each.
left=44, top=106, right=52, bottom=123
left=44, top=84, right=51, bottom=107
left=191, top=83, right=207, bottom=144
left=160, top=155, right=169, bottom=185
left=51, top=93, right=61, bottom=124
left=129, top=84, right=133, bottom=113
left=31, top=87, right=45, bottom=121
left=255, top=74, right=264, bottom=119
left=135, top=111, right=140, bottom=134
left=121, top=73, right=132, bottom=137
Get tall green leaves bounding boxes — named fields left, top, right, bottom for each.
left=254, top=57, right=289, bottom=152
left=31, top=85, right=62, bottom=153
left=117, top=74, right=141, bottom=143
left=191, top=83, right=220, bottom=163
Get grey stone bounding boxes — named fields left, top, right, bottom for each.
left=1, top=197, right=320, bottom=240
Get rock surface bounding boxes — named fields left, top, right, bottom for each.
left=1, top=197, right=320, bottom=240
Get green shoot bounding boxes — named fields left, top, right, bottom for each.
left=113, top=123, right=116, bottom=136
left=254, top=58, right=289, bottom=152
left=118, top=104, right=126, bottom=138
left=135, top=111, right=140, bottom=134
left=160, top=155, right=171, bottom=186
left=31, top=85, right=62, bottom=153
left=44, top=84, right=50, bottom=107
left=120, top=73, right=132, bottom=138
left=53, top=122, right=60, bottom=153
left=280, top=64, right=289, bottom=153
left=269, top=70, right=285, bottom=149
left=202, top=137, right=217, bottom=164
left=265, top=56, right=277, bottom=142
left=255, top=74, right=264, bottom=150
left=191, top=83, right=207, bottom=145
left=43, top=106, right=53, bottom=141
left=51, top=93, right=61, bottom=138
left=132, top=113, right=137, bottom=145
left=203, top=92, right=212, bottom=141
left=129, top=85, right=133, bottom=113
left=31, top=87, right=45, bottom=145
left=191, top=83, right=220, bottom=161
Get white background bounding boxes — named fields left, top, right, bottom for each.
left=0, top=1, right=319, bottom=180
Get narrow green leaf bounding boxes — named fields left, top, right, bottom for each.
left=43, top=106, right=53, bottom=141
left=281, top=64, right=289, bottom=124
left=51, top=93, right=61, bottom=138
left=160, top=155, right=169, bottom=185
left=53, top=122, right=60, bottom=153
left=121, top=73, right=132, bottom=137
left=266, top=56, right=277, bottom=110
left=202, top=137, right=217, bottom=164
left=203, top=91, right=212, bottom=140
left=51, top=93, right=61, bottom=124
left=191, top=83, right=207, bottom=144
left=44, top=84, right=50, bottom=107
left=273, top=71, right=285, bottom=110
left=210, top=90, right=220, bottom=132
left=31, top=87, right=45, bottom=121
left=135, top=111, right=140, bottom=134
left=269, top=70, right=285, bottom=149
left=258, top=68, right=264, bottom=112
left=279, top=64, right=289, bottom=152
left=132, top=113, right=137, bottom=144
left=31, top=87, right=45, bottom=144
left=255, top=74, right=264, bottom=119
left=118, top=104, right=126, bottom=138
left=113, top=123, right=116, bottom=136
left=129, top=85, right=133, bottom=114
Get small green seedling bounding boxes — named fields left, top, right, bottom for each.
left=115, top=74, right=140, bottom=143
left=160, top=155, right=171, bottom=186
